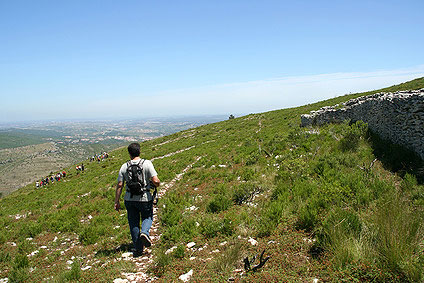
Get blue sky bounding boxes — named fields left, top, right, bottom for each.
left=1, top=0, right=423, bottom=122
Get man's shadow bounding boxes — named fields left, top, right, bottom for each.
left=95, top=242, right=133, bottom=257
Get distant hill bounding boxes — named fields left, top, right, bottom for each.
left=0, top=130, right=46, bottom=150
left=0, top=77, right=423, bottom=282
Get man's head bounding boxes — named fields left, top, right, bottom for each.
left=128, top=143, right=141, bottom=159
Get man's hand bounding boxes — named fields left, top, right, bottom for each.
left=115, top=181, right=124, bottom=212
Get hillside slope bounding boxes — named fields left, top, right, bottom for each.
left=0, top=77, right=423, bottom=282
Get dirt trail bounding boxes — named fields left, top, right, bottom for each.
left=151, top=146, right=195, bottom=161
left=113, top=156, right=202, bottom=283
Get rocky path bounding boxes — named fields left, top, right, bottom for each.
left=113, top=156, right=202, bottom=283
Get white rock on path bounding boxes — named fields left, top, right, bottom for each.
left=179, top=269, right=193, bottom=282
left=165, top=246, right=178, bottom=255
left=28, top=250, right=39, bottom=257
left=248, top=237, right=258, bottom=246
left=187, top=242, right=196, bottom=248
left=113, top=279, right=129, bottom=283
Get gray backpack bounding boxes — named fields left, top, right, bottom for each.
left=126, top=160, right=146, bottom=197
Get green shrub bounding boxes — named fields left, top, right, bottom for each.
left=212, top=241, right=243, bottom=273
left=151, top=251, right=171, bottom=277
left=41, top=206, right=81, bottom=233
left=9, top=266, right=29, bottom=283
left=207, top=195, right=232, bottom=213
left=295, top=202, right=318, bottom=232
left=160, top=191, right=187, bottom=227
left=172, top=245, right=185, bottom=259
left=401, top=173, right=418, bottom=191
left=257, top=199, right=289, bottom=237
left=246, top=151, right=260, bottom=165
left=161, top=218, right=199, bottom=244
left=232, top=183, right=255, bottom=205
left=317, top=208, right=363, bottom=267
left=13, top=253, right=29, bottom=269
left=17, top=240, right=33, bottom=254
left=271, top=182, right=290, bottom=201
left=200, top=215, right=234, bottom=238
left=19, top=221, right=42, bottom=239
left=78, top=226, right=106, bottom=245
left=0, top=251, right=10, bottom=263
left=0, top=231, right=7, bottom=245
left=58, top=260, right=81, bottom=281
left=338, top=121, right=368, bottom=152
left=366, top=193, right=424, bottom=281
left=240, top=167, right=257, bottom=182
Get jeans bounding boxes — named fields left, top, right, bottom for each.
left=125, top=200, right=153, bottom=251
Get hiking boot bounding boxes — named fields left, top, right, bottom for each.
left=140, top=233, right=152, bottom=247
left=133, top=249, right=143, bottom=258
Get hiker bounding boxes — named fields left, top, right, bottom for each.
left=114, top=142, right=160, bottom=257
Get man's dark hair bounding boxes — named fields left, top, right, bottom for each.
left=128, top=143, right=141, bottom=158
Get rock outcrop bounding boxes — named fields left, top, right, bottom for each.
left=301, top=89, right=424, bottom=160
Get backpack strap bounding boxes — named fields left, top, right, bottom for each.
left=138, top=159, right=146, bottom=189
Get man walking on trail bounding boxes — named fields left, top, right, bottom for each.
left=115, top=142, right=160, bottom=256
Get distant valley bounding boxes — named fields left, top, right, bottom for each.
left=0, top=115, right=226, bottom=196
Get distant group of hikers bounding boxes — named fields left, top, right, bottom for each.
left=76, top=163, right=85, bottom=172
left=35, top=171, right=67, bottom=188
left=90, top=152, right=109, bottom=162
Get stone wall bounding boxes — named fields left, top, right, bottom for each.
left=301, top=89, right=424, bottom=160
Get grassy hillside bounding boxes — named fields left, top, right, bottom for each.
left=0, top=77, right=423, bottom=282
left=0, top=131, right=46, bottom=150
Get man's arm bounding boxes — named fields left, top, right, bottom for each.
left=151, top=175, right=160, bottom=188
left=114, top=181, right=124, bottom=211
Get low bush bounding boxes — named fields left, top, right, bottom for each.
left=18, top=221, right=42, bottom=239
left=257, top=198, right=289, bottom=237
left=338, top=121, right=368, bottom=152
left=295, top=202, right=319, bottom=232
left=366, top=193, right=424, bottom=281
left=59, top=260, right=81, bottom=281
left=161, top=218, right=198, bottom=244
left=0, top=251, right=10, bottom=263
left=8, top=266, right=29, bottom=283
left=78, top=225, right=108, bottom=245
left=200, top=215, right=234, bottom=238
left=151, top=250, right=171, bottom=277
left=212, top=241, right=243, bottom=273
left=172, top=245, right=185, bottom=259
left=207, top=194, right=232, bottom=213
left=160, top=191, right=187, bottom=227
left=232, top=183, right=258, bottom=205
